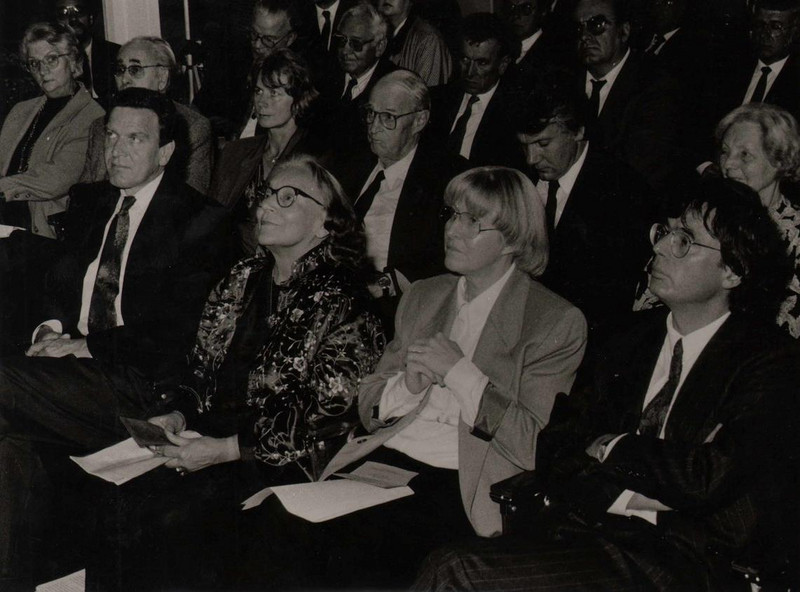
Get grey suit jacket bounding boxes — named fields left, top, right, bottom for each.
left=322, top=267, right=587, bottom=536
left=80, top=101, right=214, bottom=195
left=0, top=86, right=104, bottom=238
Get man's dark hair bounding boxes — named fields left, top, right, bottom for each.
left=460, top=12, right=518, bottom=61
left=602, top=0, right=633, bottom=23
left=517, top=73, right=586, bottom=135
left=254, top=0, right=309, bottom=37
left=672, top=177, right=790, bottom=319
left=107, top=87, right=177, bottom=146
left=753, top=0, right=800, bottom=13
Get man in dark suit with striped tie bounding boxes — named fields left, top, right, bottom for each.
left=414, top=177, right=800, bottom=591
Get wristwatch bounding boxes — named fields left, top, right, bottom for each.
left=376, top=273, right=396, bottom=298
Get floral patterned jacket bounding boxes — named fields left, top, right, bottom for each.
left=175, top=241, right=384, bottom=468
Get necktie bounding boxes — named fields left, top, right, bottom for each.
left=585, top=78, right=607, bottom=138
left=646, top=34, right=666, bottom=55
left=343, top=76, right=358, bottom=101
left=639, top=339, right=683, bottom=437
left=354, top=170, right=385, bottom=219
left=321, top=10, right=332, bottom=51
left=448, top=94, right=479, bottom=155
left=749, top=66, right=772, bottom=104
left=88, top=195, right=136, bottom=333
left=545, top=179, right=559, bottom=240
left=78, top=50, right=93, bottom=95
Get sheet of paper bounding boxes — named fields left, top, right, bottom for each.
left=270, top=480, right=413, bottom=523
left=0, top=224, right=23, bottom=239
left=241, top=487, right=275, bottom=510
left=35, top=568, right=85, bottom=592
left=70, top=431, right=201, bottom=485
left=335, top=461, right=417, bottom=488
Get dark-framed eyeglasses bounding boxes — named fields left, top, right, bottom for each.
left=440, top=206, right=500, bottom=239
left=509, top=1, right=536, bottom=17
left=113, top=64, right=168, bottom=78
left=362, top=107, right=425, bottom=130
left=257, top=185, right=326, bottom=208
left=575, top=14, right=615, bottom=36
left=26, top=52, right=70, bottom=74
left=250, top=28, right=292, bottom=49
left=332, top=34, right=375, bottom=52
left=649, top=223, right=721, bottom=258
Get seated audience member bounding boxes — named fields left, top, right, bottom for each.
left=0, top=22, right=104, bottom=238
left=429, top=13, right=525, bottom=169
left=377, top=0, right=452, bottom=87
left=331, top=69, right=462, bottom=336
left=414, top=177, right=800, bottom=591
left=80, top=36, right=213, bottom=195
left=572, top=0, right=685, bottom=193
left=55, top=0, right=120, bottom=108
left=231, top=166, right=587, bottom=590
left=309, top=0, right=359, bottom=53
left=641, top=103, right=800, bottom=339
left=0, top=88, right=226, bottom=587
left=86, top=154, right=384, bottom=590
left=516, top=83, right=651, bottom=356
left=317, top=1, right=396, bottom=153
left=209, top=48, right=324, bottom=259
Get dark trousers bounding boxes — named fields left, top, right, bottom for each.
left=0, top=355, right=155, bottom=588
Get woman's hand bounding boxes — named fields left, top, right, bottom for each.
left=157, top=433, right=240, bottom=473
left=404, top=360, right=438, bottom=394
left=147, top=411, right=186, bottom=434
left=405, top=333, right=464, bottom=384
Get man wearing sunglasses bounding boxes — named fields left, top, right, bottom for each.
left=572, top=0, right=684, bottom=194
left=416, top=176, right=800, bottom=591
left=55, top=0, right=119, bottom=108
left=79, top=36, right=213, bottom=195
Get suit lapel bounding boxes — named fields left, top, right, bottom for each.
left=598, top=54, right=638, bottom=140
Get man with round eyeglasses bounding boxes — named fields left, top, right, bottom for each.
left=79, top=36, right=213, bottom=195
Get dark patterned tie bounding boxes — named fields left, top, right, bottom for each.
left=354, top=170, right=385, bottom=220
left=545, top=179, right=560, bottom=240
left=88, top=195, right=136, bottom=333
left=343, top=76, right=358, bottom=101
left=448, top=94, right=479, bottom=155
left=749, top=66, right=772, bottom=104
left=585, top=78, right=607, bottom=139
left=639, top=339, right=683, bottom=437
left=321, top=10, right=332, bottom=51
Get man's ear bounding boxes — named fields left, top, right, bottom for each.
left=498, top=54, right=511, bottom=77
left=374, top=36, right=388, bottom=58
left=721, top=265, right=743, bottom=290
left=158, top=140, right=176, bottom=167
left=157, top=68, right=170, bottom=93
left=619, top=21, right=631, bottom=45
left=412, top=109, right=430, bottom=134
left=575, top=125, right=586, bottom=142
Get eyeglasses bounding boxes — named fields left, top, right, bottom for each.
left=56, top=5, right=88, bottom=18
left=113, top=64, right=168, bottom=78
left=332, top=34, right=375, bottom=52
left=508, top=2, right=536, bottom=17
left=752, top=20, right=792, bottom=36
left=26, top=52, right=70, bottom=74
left=649, top=223, right=721, bottom=258
left=257, top=185, right=325, bottom=208
left=440, top=206, right=500, bottom=239
left=363, top=107, right=425, bottom=130
left=250, top=29, right=292, bottom=49
left=575, top=14, right=615, bottom=36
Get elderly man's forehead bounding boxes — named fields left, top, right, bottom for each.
left=756, top=8, right=797, bottom=22
left=370, top=80, right=416, bottom=110
left=119, top=41, right=157, bottom=61
left=253, top=8, right=292, bottom=31
left=575, top=0, right=616, bottom=19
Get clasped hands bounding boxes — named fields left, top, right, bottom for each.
left=404, top=332, right=463, bottom=394
left=26, top=326, right=90, bottom=358
left=147, top=412, right=239, bottom=474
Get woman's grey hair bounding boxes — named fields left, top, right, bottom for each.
left=715, top=103, right=800, bottom=183
left=20, top=22, right=82, bottom=75
left=339, top=1, right=389, bottom=43
left=444, top=166, right=549, bottom=276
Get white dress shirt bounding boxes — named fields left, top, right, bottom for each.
left=535, top=142, right=589, bottom=228
left=343, top=60, right=380, bottom=100
left=450, top=82, right=500, bottom=160
left=360, top=147, right=417, bottom=271
left=584, top=48, right=631, bottom=115
left=517, top=29, right=543, bottom=64
left=379, top=263, right=517, bottom=468
left=316, top=0, right=341, bottom=49
left=742, top=55, right=789, bottom=104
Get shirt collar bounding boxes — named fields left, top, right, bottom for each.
left=586, top=47, right=630, bottom=85
left=374, top=145, right=418, bottom=188
left=456, top=262, right=516, bottom=310
left=119, top=171, right=164, bottom=207
left=350, top=60, right=380, bottom=89
left=758, top=53, right=790, bottom=71
left=555, top=141, right=588, bottom=197
left=662, top=27, right=679, bottom=42
left=518, top=29, right=543, bottom=62
left=665, top=310, right=731, bottom=363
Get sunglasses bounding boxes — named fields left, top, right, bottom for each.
left=332, top=34, right=375, bottom=52
left=575, top=14, right=615, bottom=36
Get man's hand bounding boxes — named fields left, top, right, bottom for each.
left=405, top=333, right=464, bottom=384
left=26, top=337, right=91, bottom=359
left=404, top=359, right=438, bottom=394
left=156, top=432, right=239, bottom=473
left=33, top=326, right=64, bottom=343
left=585, top=433, right=618, bottom=461
left=148, top=412, right=186, bottom=434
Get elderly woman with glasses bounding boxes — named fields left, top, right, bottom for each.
left=87, top=154, right=383, bottom=589
left=0, top=22, right=104, bottom=238
left=209, top=47, right=327, bottom=258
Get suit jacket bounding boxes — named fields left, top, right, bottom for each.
left=718, top=53, right=800, bottom=122
left=537, top=309, right=800, bottom=588
left=42, top=174, right=227, bottom=381
left=80, top=102, right=214, bottom=195
left=429, top=81, right=525, bottom=170
left=503, top=30, right=571, bottom=100
left=539, top=146, right=653, bottom=351
left=322, top=268, right=588, bottom=536
left=0, top=86, right=105, bottom=238
left=581, top=51, right=686, bottom=193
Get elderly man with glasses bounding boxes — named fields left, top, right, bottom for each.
left=79, top=36, right=213, bottom=194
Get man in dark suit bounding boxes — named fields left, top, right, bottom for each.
left=414, top=177, right=800, bottom=591
left=331, top=69, right=463, bottom=336
left=573, top=0, right=685, bottom=193
left=0, top=88, right=225, bottom=586
left=429, top=13, right=525, bottom=170
left=55, top=0, right=119, bottom=108
left=516, top=83, right=651, bottom=356
left=309, top=0, right=359, bottom=53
